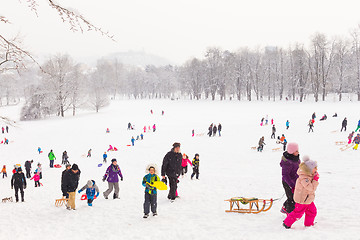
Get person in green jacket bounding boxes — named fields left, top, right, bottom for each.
left=48, top=150, right=56, bottom=168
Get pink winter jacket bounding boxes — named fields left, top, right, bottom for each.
left=182, top=158, right=192, bottom=167
left=293, top=165, right=319, bottom=205
left=30, top=174, right=40, bottom=182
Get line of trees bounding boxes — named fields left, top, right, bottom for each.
left=2, top=29, right=360, bottom=120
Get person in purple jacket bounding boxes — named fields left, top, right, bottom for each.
left=280, top=142, right=300, bottom=215
left=102, top=159, right=123, bottom=199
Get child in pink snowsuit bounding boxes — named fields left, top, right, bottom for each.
left=283, top=156, right=319, bottom=229
left=181, top=154, right=192, bottom=176
left=348, top=131, right=355, bottom=144
left=30, top=172, right=41, bottom=187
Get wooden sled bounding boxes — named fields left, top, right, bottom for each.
left=340, top=143, right=354, bottom=151
left=335, top=141, right=346, bottom=146
left=251, top=146, right=257, bottom=150
left=225, top=197, right=273, bottom=214
left=272, top=147, right=281, bottom=152
left=196, top=133, right=205, bottom=137
left=55, top=198, right=68, bottom=207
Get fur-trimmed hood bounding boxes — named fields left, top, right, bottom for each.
left=145, top=164, right=158, bottom=174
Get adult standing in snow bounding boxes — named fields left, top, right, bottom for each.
left=24, top=160, right=33, bottom=178
left=6, top=125, right=8, bottom=133
left=63, top=164, right=81, bottom=210
left=48, top=150, right=56, bottom=168
left=341, top=118, right=347, bottom=132
left=103, top=159, right=123, bottom=199
left=161, top=142, right=182, bottom=201
left=213, top=125, right=217, bottom=137
left=271, top=125, right=276, bottom=139
left=280, top=143, right=300, bottom=215
left=308, top=120, right=314, bottom=133
left=218, top=123, right=222, bottom=136
left=61, top=164, right=71, bottom=198
left=62, top=151, right=69, bottom=165
left=11, top=167, right=26, bottom=202
left=208, top=124, right=213, bottom=137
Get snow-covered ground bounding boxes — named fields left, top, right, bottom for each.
left=0, top=100, right=360, bottom=240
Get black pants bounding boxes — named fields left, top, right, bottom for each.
left=191, top=167, right=199, bottom=179
left=26, top=169, right=31, bottom=178
left=181, top=166, right=188, bottom=175
left=341, top=126, right=346, bottom=132
left=283, top=142, right=287, bottom=151
left=3, top=172, right=7, bottom=178
left=144, top=192, right=157, bottom=214
left=168, top=177, right=178, bottom=200
left=282, top=181, right=295, bottom=213
left=50, top=160, right=54, bottom=168
left=35, top=181, right=40, bottom=187
left=14, top=185, right=24, bottom=202
left=271, top=133, right=275, bottom=139
left=103, top=158, right=107, bottom=163
left=308, top=126, right=313, bottom=133
left=208, top=131, right=212, bottom=137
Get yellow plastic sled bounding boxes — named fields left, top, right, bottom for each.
left=149, top=181, right=168, bottom=190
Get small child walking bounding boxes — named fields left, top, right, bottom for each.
left=30, top=172, right=41, bottom=187
left=103, top=152, right=108, bottom=163
left=142, top=165, right=160, bottom=218
left=191, top=154, right=200, bottom=180
left=78, top=180, right=100, bottom=206
left=283, top=156, right=319, bottom=229
left=1, top=165, right=7, bottom=178
left=181, top=154, right=192, bottom=176
left=348, top=131, right=355, bottom=144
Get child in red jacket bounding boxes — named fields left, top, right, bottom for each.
left=30, top=172, right=41, bottom=187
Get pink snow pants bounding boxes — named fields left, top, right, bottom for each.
left=348, top=139, right=352, bottom=144
left=283, top=202, right=317, bottom=227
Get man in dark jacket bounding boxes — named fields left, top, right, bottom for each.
left=24, top=160, right=33, bottom=178
left=61, top=164, right=71, bottom=198
left=341, top=117, right=347, bottom=132
left=213, top=125, right=217, bottom=137
left=218, top=123, right=222, bottom=136
left=161, top=142, right=182, bottom=201
left=11, top=167, right=26, bottom=202
left=280, top=143, right=300, bottom=214
left=271, top=125, right=276, bottom=139
left=63, top=164, right=81, bottom=210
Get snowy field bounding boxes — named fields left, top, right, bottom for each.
left=0, top=99, right=360, bottom=240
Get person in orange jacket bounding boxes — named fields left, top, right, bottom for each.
left=1, top=165, right=7, bottom=178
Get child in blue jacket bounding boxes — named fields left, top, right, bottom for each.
left=142, top=165, right=160, bottom=218
left=78, top=180, right=99, bottom=206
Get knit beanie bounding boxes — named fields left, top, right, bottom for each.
left=303, top=155, right=317, bottom=171
left=287, top=142, right=299, bottom=154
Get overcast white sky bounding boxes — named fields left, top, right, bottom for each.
left=2, top=0, right=360, bottom=64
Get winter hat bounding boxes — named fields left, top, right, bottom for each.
left=173, top=142, right=181, bottom=148
left=303, top=155, right=317, bottom=171
left=72, top=164, right=79, bottom=171
left=87, top=180, right=94, bottom=187
left=17, top=167, right=22, bottom=172
left=287, top=142, right=299, bottom=154
left=145, top=164, right=158, bottom=174
left=111, top=158, right=117, bottom=163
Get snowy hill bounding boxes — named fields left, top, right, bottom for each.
left=0, top=100, right=360, bottom=240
